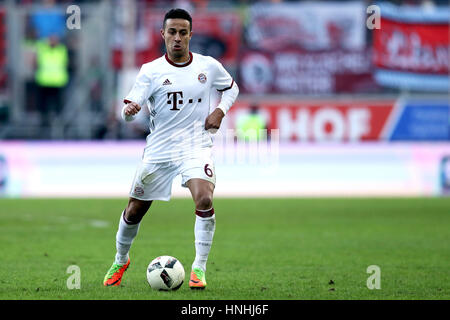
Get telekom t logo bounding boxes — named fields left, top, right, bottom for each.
left=167, top=91, right=183, bottom=111
left=167, top=91, right=203, bottom=111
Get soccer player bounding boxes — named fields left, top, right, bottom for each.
left=103, top=8, right=239, bottom=289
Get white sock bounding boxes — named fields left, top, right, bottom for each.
left=192, top=209, right=216, bottom=272
left=114, top=210, right=140, bottom=265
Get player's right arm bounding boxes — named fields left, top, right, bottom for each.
left=121, top=101, right=141, bottom=122
left=122, top=64, right=154, bottom=122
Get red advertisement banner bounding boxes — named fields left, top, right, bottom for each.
left=239, top=49, right=376, bottom=94
left=226, top=100, right=396, bottom=142
left=246, top=2, right=366, bottom=51
left=373, top=17, right=449, bottom=75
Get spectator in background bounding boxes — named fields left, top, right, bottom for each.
left=34, top=34, right=69, bottom=127
left=30, top=0, right=66, bottom=40
left=236, top=104, right=267, bottom=141
left=26, top=0, right=68, bottom=128
left=23, top=18, right=39, bottom=115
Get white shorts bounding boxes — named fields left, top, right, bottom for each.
left=129, top=156, right=216, bottom=201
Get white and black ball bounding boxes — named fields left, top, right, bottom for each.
left=146, top=256, right=185, bottom=291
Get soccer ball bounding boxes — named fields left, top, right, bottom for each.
left=146, top=256, right=185, bottom=291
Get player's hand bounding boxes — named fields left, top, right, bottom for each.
left=124, top=102, right=141, bottom=116
left=205, top=108, right=225, bottom=133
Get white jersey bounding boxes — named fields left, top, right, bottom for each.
left=124, top=52, right=234, bottom=163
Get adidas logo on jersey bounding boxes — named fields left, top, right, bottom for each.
left=163, top=79, right=172, bottom=86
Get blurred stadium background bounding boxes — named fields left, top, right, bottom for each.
left=0, top=0, right=449, bottom=199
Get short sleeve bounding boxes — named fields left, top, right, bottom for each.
left=123, top=65, right=153, bottom=106
left=210, top=58, right=234, bottom=92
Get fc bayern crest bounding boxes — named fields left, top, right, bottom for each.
left=134, top=186, right=144, bottom=197
left=198, top=73, right=207, bottom=84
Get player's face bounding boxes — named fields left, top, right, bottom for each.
left=161, top=19, right=192, bottom=62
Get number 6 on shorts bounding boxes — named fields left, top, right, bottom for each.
left=204, top=164, right=213, bottom=177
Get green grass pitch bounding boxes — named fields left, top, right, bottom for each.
left=0, top=197, right=449, bottom=300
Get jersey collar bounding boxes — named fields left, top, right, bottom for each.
left=165, top=51, right=193, bottom=68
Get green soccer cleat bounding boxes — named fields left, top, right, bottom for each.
left=189, top=267, right=207, bottom=290
left=103, top=258, right=130, bottom=286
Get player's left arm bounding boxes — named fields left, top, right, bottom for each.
left=205, top=81, right=239, bottom=131
left=205, top=57, right=239, bottom=131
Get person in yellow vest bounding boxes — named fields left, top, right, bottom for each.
left=236, top=104, right=267, bottom=142
left=34, top=34, right=69, bottom=127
